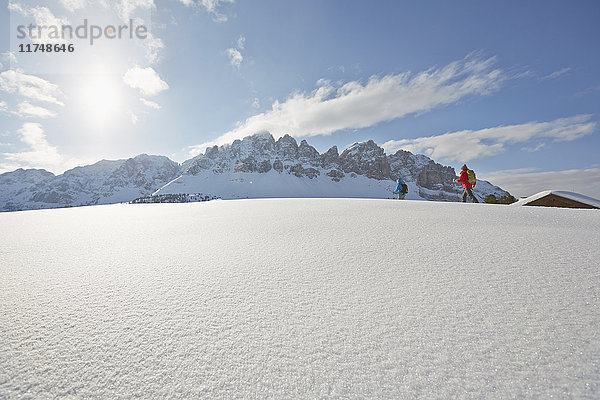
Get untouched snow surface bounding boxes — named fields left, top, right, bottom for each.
left=1, top=199, right=599, bottom=398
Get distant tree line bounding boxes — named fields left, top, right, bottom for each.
left=130, top=193, right=220, bottom=204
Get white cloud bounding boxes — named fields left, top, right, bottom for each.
left=129, top=110, right=138, bottom=124
left=1, top=123, right=63, bottom=171
left=202, top=0, right=234, bottom=21
left=0, top=123, right=90, bottom=173
left=522, top=142, right=545, bottom=152
left=0, top=70, right=64, bottom=105
left=226, top=48, right=243, bottom=69
left=188, top=54, right=504, bottom=155
left=0, top=101, right=8, bottom=112
left=201, top=0, right=231, bottom=12
left=1, top=52, right=18, bottom=69
left=483, top=168, right=600, bottom=199
left=382, top=115, right=596, bottom=162
left=225, top=36, right=245, bottom=69
left=116, top=0, right=155, bottom=22
left=542, top=67, right=572, bottom=80
left=237, top=36, right=245, bottom=50
left=59, top=0, right=88, bottom=12
left=9, top=5, right=70, bottom=43
left=251, top=97, right=260, bottom=109
left=140, top=97, right=160, bottom=109
left=179, top=0, right=234, bottom=21
left=7, top=3, right=25, bottom=13
left=123, top=66, right=169, bottom=96
left=17, top=101, right=57, bottom=118
left=144, top=32, right=165, bottom=64
left=316, top=78, right=330, bottom=87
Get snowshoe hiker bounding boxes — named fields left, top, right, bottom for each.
left=454, top=164, right=479, bottom=203
left=393, top=178, right=408, bottom=200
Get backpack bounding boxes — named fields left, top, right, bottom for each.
left=467, top=169, right=476, bottom=185
left=401, top=183, right=408, bottom=194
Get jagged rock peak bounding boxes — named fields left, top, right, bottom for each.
left=298, top=140, right=320, bottom=161
left=276, top=134, right=298, bottom=147
left=339, top=140, right=391, bottom=180
left=275, top=134, right=299, bottom=159
left=320, top=146, right=340, bottom=168
left=244, top=131, right=277, bottom=152
left=340, top=140, right=386, bottom=161
left=323, top=145, right=339, bottom=157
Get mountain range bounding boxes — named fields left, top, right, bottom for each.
left=0, top=132, right=510, bottom=212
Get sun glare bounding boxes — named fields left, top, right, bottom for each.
left=79, top=75, right=124, bottom=125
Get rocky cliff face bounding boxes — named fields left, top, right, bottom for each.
left=183, top=134, right=394, bottom=183
left=0, top=132, right=511, bottom=211
left=339, top=140, right=391, bottom=180
left=173, top=132, right=509, bottom=202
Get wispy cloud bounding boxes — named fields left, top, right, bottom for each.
left=59, top=0, right=88, bottom=13
left=225, top=35, right=245, bottom=69
left=541, top=67, right=572, bottom=80
left=0, top=123, right=89, bottom=174
left=0, top=70, right=64, bottom=106
left=251, top=97, right=260, bottom=109
left=382, top=115, right=596, bottom=162
left=128, top=110, right=138, bottom=124
left=116, top=0, right=155, bottom=22
left=178, top=0, right=235, bottom=22
left=226, top=48, right=243, bottom=69
left=188, top=54, right=504, bottom=155
left=483, top=168, right=600, bottom=199
left=201, top=0, right=234, bottom=22
left=17, top=101, right=57, bottom=118
left=123, top=66, right=169, bottom=96
left=144, top=32, right=165, bottom=64
left=1, top=52, right=17, bottom=68
left=237, top=36, right=245, bottom=50
left=140, top=97, right=161, bottom=109
left=1, top=123, right=62, bottom=172
left=522, top=142, right=546, bottom=153
left=8, top=4, right=70, bottom=43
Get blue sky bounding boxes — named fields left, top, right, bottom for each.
left=0, top=0, right=599, bottom=198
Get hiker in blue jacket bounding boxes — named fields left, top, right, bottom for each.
left=393, top=177, right=408, bottom=200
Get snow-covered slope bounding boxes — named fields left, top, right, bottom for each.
left=0, top=154, right=180, bottom=211
left=156, top=132, right=509, bottom=202
left=1, top=199, right=598, bottom=398
left=0, top=133, right=510, bottom=211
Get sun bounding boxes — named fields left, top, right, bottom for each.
left=79, top=74, right=124, bottom=125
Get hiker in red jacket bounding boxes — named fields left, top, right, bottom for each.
left=454, top=164, right=479, bottom=203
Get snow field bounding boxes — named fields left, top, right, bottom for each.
left=0, top=199, right=599, bottom=398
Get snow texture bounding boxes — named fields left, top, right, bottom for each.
left=1, top=199, right=599, bottom=398
left=513, top=190, right=600, bottom=208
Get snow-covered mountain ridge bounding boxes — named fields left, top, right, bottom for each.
left=155, top=132, right=509, bottom=202
left=0, top=132, right=510, bottom=211
left=0, top=154, right=180, bottom=212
